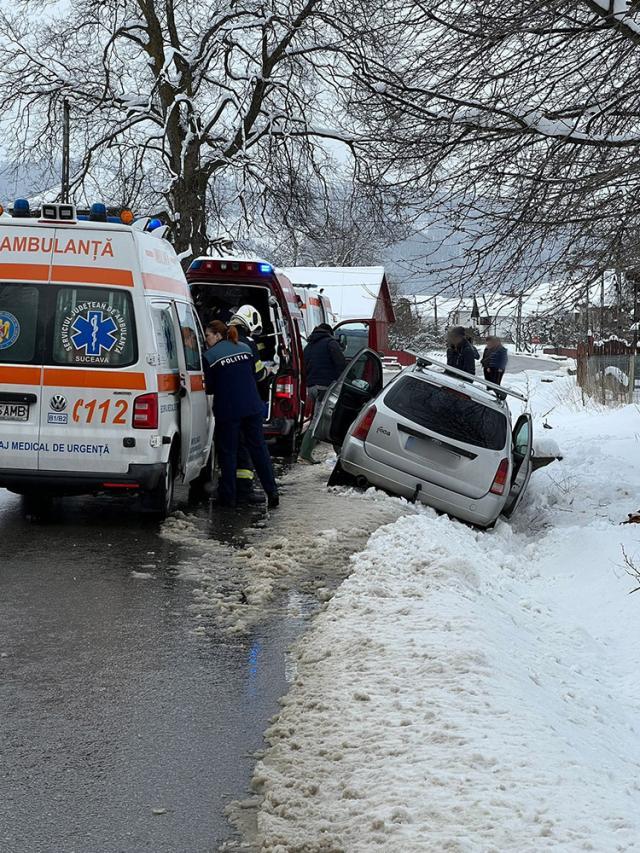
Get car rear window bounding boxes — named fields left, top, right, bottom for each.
left=384, top=376, right=507, bottom=450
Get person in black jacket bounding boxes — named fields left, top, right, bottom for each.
left=481, top=336, right=509, bottom=385
left=446, top=326, right=476, bottom=376
left=299, top=324, right=347, bottom=463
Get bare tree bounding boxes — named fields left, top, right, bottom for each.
left=0, top=0, right=361, bottom=259
left=246, top=180, right=410, bottom=266
left=342, top=0, right=640, bottom=297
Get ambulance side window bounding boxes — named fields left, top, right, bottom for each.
left=175, top=302, right=201, bottom=371
left=151, top=303, right=179, bottom=371
left=0, top=284, right=39, bottom=364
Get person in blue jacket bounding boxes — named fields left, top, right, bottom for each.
left=481, top=336, right=509, bottom=385
left=446, top=326, right=476, bottom=376
left=204, top=321, right=279, bottom=509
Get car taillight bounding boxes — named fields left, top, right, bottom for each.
left=490, top=458, right=510, bottom=495
left=275, top=376, right=295, bottom=398
left=133, top=392, right=158, bottom=429
left=353, top=406, right=377, bottom=442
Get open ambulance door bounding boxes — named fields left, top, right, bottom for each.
left=171, top=302, right=212, bottom=483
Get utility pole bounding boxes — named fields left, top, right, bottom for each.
left=600, top=272, right=605, bottom=339
left=516, top=294, right=523, bottom=352
left=61, top=99, right=70, bottom=203
left=585, top=283, right=590, bottom=341
left=433, top=296, right=438, bottom=334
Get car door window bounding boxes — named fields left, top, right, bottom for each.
left=513, top=418, right=530, bottom=458
left=335, top=323, right=370, bottom=359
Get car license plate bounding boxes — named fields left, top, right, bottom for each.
left=0, top=402, right=29, bottom=421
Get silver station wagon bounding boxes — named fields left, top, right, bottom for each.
left=312, top=350, right=534, bottom=528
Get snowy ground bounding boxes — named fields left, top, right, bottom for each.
left=242, top=369, right=640, bottom=852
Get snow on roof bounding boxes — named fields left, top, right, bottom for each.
left=412, top=277, right=620, bottom=322
left=280, top=266, right=386, bottom=321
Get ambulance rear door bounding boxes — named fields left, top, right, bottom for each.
left=38, top=227, right=145, bottom=475
left=0, top=224, right=53, bottom=474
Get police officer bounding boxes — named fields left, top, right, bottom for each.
left=203, top=321, right=279, bottom=509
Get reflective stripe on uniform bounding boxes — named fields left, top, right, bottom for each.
left=255, top=360, right=265, bottom=373
left=236, top=468, right=254, bottom=480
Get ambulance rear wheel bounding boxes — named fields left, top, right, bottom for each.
left=149, top=458, right=175, bottom=520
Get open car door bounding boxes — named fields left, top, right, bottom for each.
left=312, top=348, right=383, bottom=448
left=502, top=413, right=533, bottom=518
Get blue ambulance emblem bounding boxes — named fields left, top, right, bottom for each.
left=71, top=310, right=118, bottom=357
left=0, top=311, right=20, bottom=350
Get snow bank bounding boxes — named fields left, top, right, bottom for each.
left=250, top=373, right=640, bottom=851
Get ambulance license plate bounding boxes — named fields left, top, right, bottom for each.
left=0, top=402, right=28, bottom=421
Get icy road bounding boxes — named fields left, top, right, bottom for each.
left=0, top=464, right=403, bottom=852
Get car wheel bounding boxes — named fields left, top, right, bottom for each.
left=327, top=459, right=358, bottom=488
left=188, top=447, right=215, bottom=503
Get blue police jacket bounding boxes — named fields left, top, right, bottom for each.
left=204, top=340, right=264, bottom=421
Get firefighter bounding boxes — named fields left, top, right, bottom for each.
left=228, top=305, right=270, bottom=399
left=203, top=321, right=279, bottom=509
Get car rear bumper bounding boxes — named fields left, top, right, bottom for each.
left=0, top=463, right=165, bottom=496
left=340, top=440, right=505, bottom=527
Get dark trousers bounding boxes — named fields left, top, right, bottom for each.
left=216, top=414, right=277, bottom=505
left=484, top=367, right=504, bottom=385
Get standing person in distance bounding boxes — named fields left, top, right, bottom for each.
left=446, top=326, right=476, bottom=376
left=481, top=336, right=509, bottom=385
left=299, top=323, right=346, bottom=464
left=203, top=321, right=279, bottom=509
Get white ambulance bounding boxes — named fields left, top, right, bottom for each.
left=0, top=201, right=214, bottom=518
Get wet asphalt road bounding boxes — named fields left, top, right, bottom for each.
left=0, top=488, right=298, bottom=853
left=507, top=353, right=562, bottom=373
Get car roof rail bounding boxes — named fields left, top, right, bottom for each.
left=406, top=350, right=528, bottom=403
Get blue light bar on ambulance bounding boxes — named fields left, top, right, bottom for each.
left=12, top=198, right=30, bottom=218
left=146, top=217, right=163, bottom=232
left=89, top=203, right=107, bottom=222
left=259, top=263, right=272, bottom=274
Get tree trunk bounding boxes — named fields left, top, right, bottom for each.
left=167, top=160, right=210, bottom=265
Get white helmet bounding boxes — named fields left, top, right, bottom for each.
left=230, top=304, right=263, bottom=335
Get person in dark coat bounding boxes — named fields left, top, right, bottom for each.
left=299, top=324, right=347, bottom=463
left=481, top=336, right=509, bottom=385
left=204, top=322, right=279, bottom=509
left=446, top=326, right=476, bottom=376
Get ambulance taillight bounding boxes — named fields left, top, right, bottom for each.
left=133, top=393, right=159, bottom=429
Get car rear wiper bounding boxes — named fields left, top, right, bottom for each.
left=398, top=423, right=478, bottom=460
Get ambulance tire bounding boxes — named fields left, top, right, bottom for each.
left=22, top=492, right=54, bottom=522
left=188, top=448, right=214, bottom=503
left=149, top=456, right=176, bottom=520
